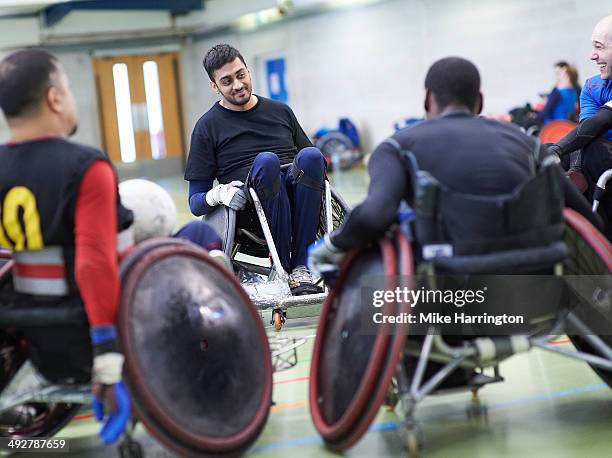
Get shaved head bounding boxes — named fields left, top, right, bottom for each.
left=593, top=15, right=612, bottom=42
left=591, top=15, right=612, bottom=79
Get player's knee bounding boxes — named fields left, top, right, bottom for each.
left=296, top=147, right=326, bottom=177
left=253, top=151, right=281, bottom=175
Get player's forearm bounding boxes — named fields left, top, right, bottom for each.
left=555, top=105, right=612, bottom=156
left=188, top=179, right=216, bottom=216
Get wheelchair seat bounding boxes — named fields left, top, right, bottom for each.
left=412, top=159, right=568, bottom=275
left=204, top=180, right=350, bottom=264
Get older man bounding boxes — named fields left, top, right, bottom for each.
left=551, top=15, right=612, bottom=238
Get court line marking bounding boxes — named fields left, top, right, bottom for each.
left=249, top=382, right=609, bottom=454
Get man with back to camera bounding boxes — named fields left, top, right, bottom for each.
left=0, top=49, right=132, bottom=444
left=308, top=57, right=602, bottom=270
left=185, top=43, right=326, bottom=295
left=550, top=14, right=612, bottom=239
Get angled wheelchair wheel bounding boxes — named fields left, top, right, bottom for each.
left=0, top=330, right=80, bottom=439
left=310, top=229, right=414, bottom=451
left=0, top=403, right=81, bottom=438
left=538, top=120, right=577, bottom=144
left=118, top=241, right=273, bottom=457
left=318, top=186, right=350, bottom=239
left=563, top=209, right=612, bottom=388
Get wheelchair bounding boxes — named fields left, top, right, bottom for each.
left=0, top=238, right=275, bottom=457
left=205, top=163, right=350, bottom=331
left=309, top=152, right=612, bottom=456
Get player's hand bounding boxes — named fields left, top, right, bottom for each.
left=307, top=234, right=346, bottom=278
left=206, top=181, right=248, bottom=211
left=92, top=381, right=131, bottom=445
left=90, top=325, right=131, bottom=445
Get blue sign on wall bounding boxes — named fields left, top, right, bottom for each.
left=266, top=58, right=288, bottom=103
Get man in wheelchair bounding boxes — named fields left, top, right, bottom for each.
left=185, top=44, right=326, bottom=295
left=307, top=58, right=612, bottom=453
left=309, top=56, right=602, bottom=272
left=550, top=14, right=612, bottom=240
left=0, top=49, right=132, bottom=443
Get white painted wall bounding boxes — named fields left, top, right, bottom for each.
left=57, top=51, right=101, bottom=147
left=1, top=0, right=611, bottom=154
left=182, top=0, right=612, bottom=152
left=0, top=17, right=40, bottom=48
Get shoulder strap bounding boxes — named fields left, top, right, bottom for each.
left=383, top=137, right=420, bottom=187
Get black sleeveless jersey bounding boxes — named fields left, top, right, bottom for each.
left=0, top=137, right=132, bottom=293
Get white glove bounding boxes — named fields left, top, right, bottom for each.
left=206, top=181, right=248, bottom=211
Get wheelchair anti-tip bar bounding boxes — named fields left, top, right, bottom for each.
left=593, top=169, right=612, bottom=212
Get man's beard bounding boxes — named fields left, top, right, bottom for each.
left=224, top=86, right=252, bottom=106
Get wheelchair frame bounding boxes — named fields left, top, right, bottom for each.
left=218, top=177, right=349, bottom=330
left=395, top=308, right=612, bottom=455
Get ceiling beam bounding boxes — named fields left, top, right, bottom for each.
left=44, top=0, right=204, bottom=27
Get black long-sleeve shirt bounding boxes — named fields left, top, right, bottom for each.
left=331, top=112, right=602, bottom=250
left=555, top=105, right=612, bottom=156
left=184, top=96, right=312, bottom=216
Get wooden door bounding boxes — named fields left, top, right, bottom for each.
left=93, top=52, right=184, bottom=163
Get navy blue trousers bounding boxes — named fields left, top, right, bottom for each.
left=247, top=147, right=326, bottom=272
left=174, top=220, right=223, bottom=251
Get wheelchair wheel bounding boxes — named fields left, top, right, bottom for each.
left=318, top=186, right=350, bottom=239
left=539, top=120, right=577, bottom=143
left=118, top=240, right=273, bottom=457
left=0, top=403, right=81, bottom=438
left=315, top=132, right=355, bottom=172
left=0, top=331, right=80, bottom=438
left=563, top=209, right=612, bottom=388
left=272, top=309, right=285, bottom=332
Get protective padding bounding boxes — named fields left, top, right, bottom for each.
left=538, top=119, right=577, bottom=144
left=563, top=209, right=612, bottom=388
left=118, top=238, right=272, bottom=457
left=310, top=230, right=414, bottom=451
left=203, top=206, right=236, bottom=257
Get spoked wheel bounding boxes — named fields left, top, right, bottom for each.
left=563, top=209, right=612, bottom=388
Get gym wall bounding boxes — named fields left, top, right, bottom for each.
left=0, top=0, right=610, bottom=154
